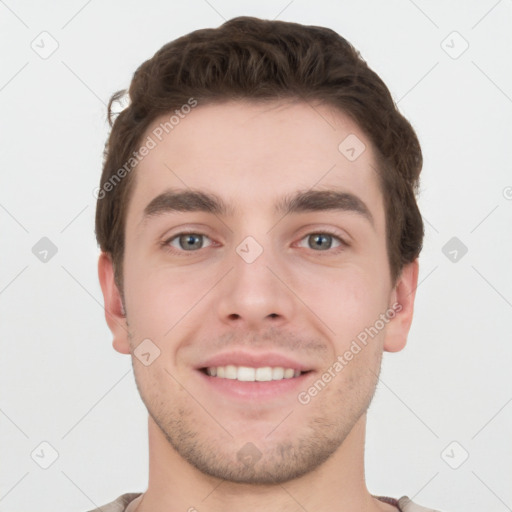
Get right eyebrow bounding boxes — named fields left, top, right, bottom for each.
left=141, top=189, right=235, bottom=223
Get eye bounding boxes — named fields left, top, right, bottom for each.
left=297, top=232, right=346, bottom=251
left=165, top=232, right=213, bottom=252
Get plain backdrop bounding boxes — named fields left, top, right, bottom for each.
left=1, top=1, right=511, bottom=511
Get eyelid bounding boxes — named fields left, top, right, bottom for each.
left=294, top=228, right=349, bottom=250
left=294, top=224, right=350, bottom=243
left=160, top=223, right=216, bottom=243
left=161, top=230, right=216, bottom=254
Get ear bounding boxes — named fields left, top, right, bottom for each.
left=383, top=259, right=419, bottom=353
left=97, top=251, right=131, bottom=355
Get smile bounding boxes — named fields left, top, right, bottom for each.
left=203, top=365, right=308, bottom=381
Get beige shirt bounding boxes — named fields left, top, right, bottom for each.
left=88, top=492, right=444, bottom=511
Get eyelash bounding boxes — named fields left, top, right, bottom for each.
left=160, top=229, right=349, bottom=256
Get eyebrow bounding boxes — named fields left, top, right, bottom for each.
left=141, top=188, right=374, bottom=228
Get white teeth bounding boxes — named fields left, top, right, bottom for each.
left=225, top=365, right=237, bottom=379
left=283, top=368, right=294, bottom=379
left=255, top=367, right=272, bottom=381
left=238, top=366, right=255, bottom=381
left=272, top=367, right=284, bottom=379
left=205, top=365, right=304, bottom=382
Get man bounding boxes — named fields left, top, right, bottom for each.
left=94, top=16, right=442, bottom=512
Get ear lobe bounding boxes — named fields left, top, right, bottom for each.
left=383, top=259, right=419, bottom=353
left=97, top=252, right=131, bottom=355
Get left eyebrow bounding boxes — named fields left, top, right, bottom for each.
left=275, top=189, right=375, bottom=229
left=140, top=187, right=374, bottom=229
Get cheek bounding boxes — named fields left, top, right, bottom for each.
left=303, top=264, right=387, bottom=314
left=299, top=264, right=388, bottom=336
left=124, top=263, right=213, bottom=339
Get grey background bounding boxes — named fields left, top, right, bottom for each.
left=1, top=1, right=511, bottom=511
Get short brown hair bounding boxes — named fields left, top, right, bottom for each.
left=95, top=16, right=423, bottom=293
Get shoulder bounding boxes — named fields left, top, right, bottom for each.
left=397, top=495, right=446, bottom=512
left=86, top=493, right=142, bottom=512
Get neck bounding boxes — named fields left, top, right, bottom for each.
left=133, top=413, right=393, bottom=512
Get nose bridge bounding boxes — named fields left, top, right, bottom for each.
left=215, top=233, right=295, bottom=327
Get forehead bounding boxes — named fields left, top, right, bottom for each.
left=126, top=99, right=384, bottom=230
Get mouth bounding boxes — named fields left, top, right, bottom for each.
left=195, top=351, right=317, bottom=401
left=200, top=365, right=312, bottom=382
left=196, top=366, right=315, bottom=402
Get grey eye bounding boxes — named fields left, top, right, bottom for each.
left=169, top=233, right=212, bottom=251
left=297, top=233, right=343, bottom=251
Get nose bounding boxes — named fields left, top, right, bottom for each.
left=215, top=239, right=296, bottom=330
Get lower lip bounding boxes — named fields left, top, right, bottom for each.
left=196, top=370, right=314, bottom=401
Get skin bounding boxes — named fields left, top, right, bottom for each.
left=98, top=99, right=419, bottom=512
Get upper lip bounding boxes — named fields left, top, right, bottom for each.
left=197, top=351, right=314, bottom=372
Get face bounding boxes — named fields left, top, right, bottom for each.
left=100, top=99, right=417, bottom=484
